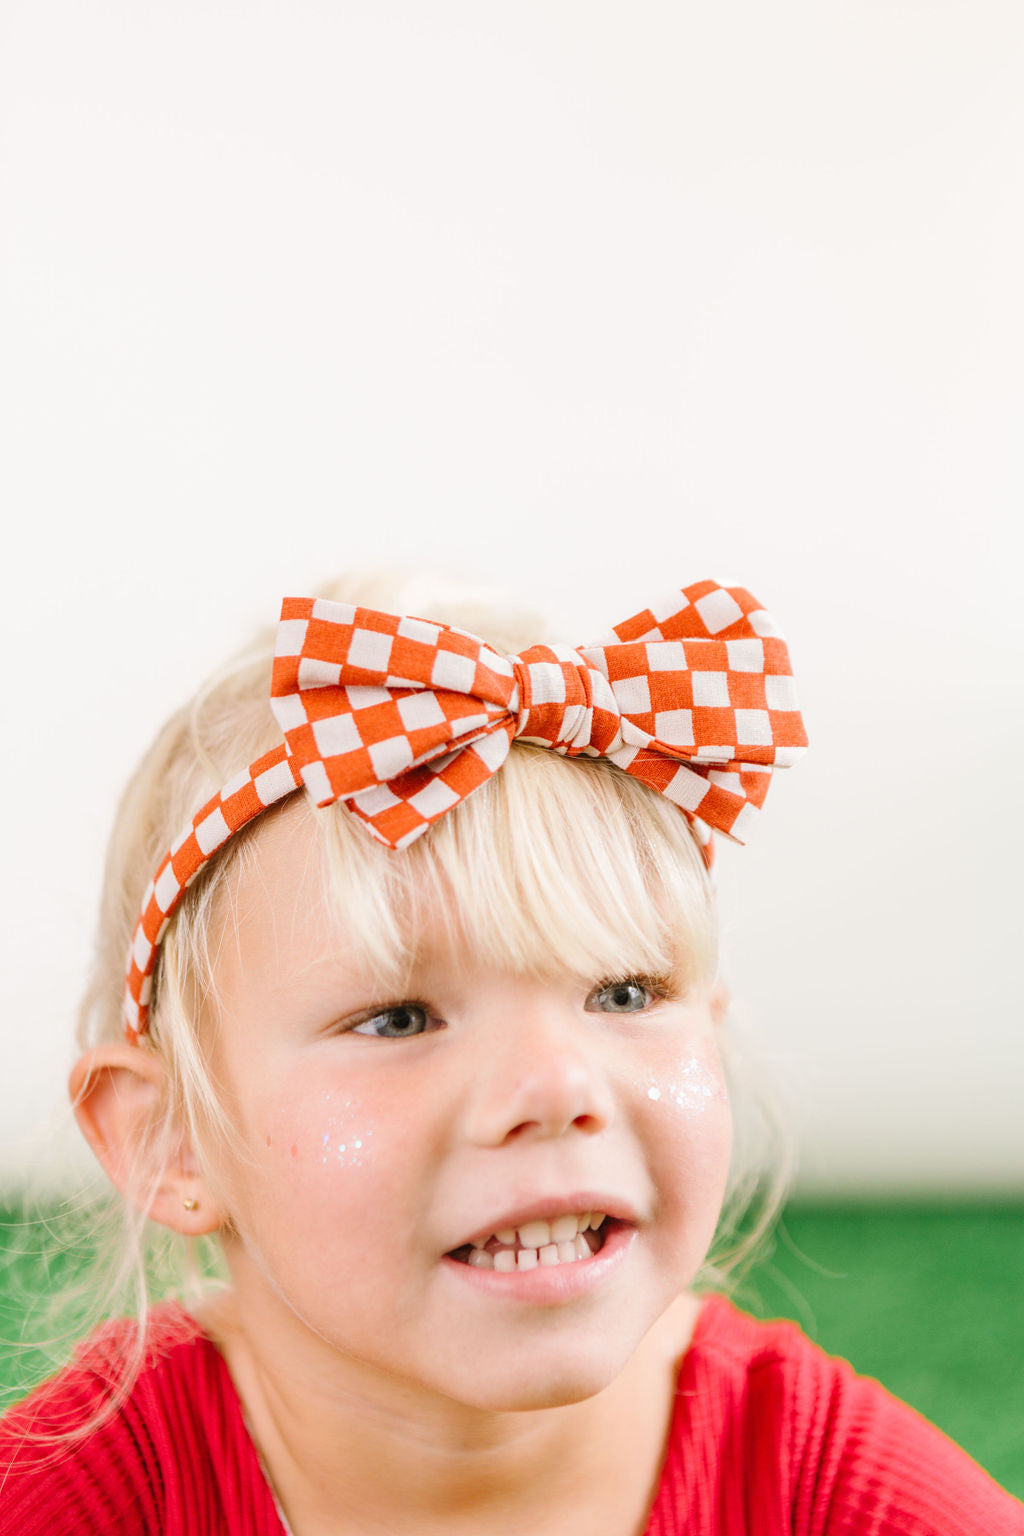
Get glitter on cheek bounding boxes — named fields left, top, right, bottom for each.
left=269, top=1091, right=378, bottom=1169
left=315, top=1099, right=376, bottom=1168
left=641, top=1055, right=728, bottom=1114
left=334, top=1128, right=373, bottom=1168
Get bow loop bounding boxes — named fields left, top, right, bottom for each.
left=270, top=596, right=516, bottom=827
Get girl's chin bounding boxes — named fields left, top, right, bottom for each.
left=428, top=1291, right=703, bottom=1415
left=433, top=1343, right=640, bottom=1414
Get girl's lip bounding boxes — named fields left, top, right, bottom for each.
left=450, top=1192, right=641, bottom=1252
left=442, top=1219, right=636, bottom=1304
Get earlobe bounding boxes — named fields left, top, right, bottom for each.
left=69, top=1045, right=223, bottom=1236
left=710, top=980, right=731, bottom=1025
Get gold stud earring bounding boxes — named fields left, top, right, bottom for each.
left=183, top=1196, right=199, bottom=1212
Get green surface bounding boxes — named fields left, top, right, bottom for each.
left=2, top=1200, right=1022, bottom=1499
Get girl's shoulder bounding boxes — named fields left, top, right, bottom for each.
left=0, top=1302, right=284, bottom=1536
left=649, top=1293, right=1023, bottom=1534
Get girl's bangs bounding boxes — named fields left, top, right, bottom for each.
left=317, top=744, right=719, bottom=995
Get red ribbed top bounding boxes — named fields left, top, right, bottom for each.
left=1, top=1296, right=1020, bottom=1533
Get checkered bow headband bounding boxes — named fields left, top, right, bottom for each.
left=123, top=580, right=807, bottom=1036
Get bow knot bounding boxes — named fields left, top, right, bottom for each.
left=510, top=645, right=623, bottom=757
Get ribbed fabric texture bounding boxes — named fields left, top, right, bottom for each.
left=1, top=1296, right=1020, bottom=1533
left=651, top=1298, right=1023, bottom=1533
left=0, top=1310, right=282, bottom=1533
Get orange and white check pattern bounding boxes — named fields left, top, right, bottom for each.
left=123, top=581, right=807, bottom=1035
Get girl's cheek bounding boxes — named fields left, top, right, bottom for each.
left=635, top=1040, right=733, bottom=1187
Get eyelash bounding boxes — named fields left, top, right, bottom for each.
left=344, top=974, right=675, bottom=1040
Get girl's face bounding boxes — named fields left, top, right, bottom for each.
left=203, top=802, right=733, bottom=1414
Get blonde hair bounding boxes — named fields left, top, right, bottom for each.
left=5, top=573, right=792, bottom=1442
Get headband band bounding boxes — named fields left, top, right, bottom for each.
left=123, top=580, right=807, bottom=1036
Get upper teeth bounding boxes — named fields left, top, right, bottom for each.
left=473, top=1212, right=605, bottom=1249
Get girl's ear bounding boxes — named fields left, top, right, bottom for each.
left=710, top=981, right=731, bottom=1025
left=69, top=1045, right=223, bottom=1236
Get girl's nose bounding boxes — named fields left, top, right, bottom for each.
left=461, top=1000, right=616, bottom=1147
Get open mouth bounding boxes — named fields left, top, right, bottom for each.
left=447, top=1212, right=614, bottom=1272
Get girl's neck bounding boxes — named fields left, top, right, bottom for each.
left=197, top=1287, right=703, bottom=1536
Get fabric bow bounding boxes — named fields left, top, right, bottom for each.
left=123, top=580, right=806, bottom=1034
left=269, top=579, right=807, bottom=857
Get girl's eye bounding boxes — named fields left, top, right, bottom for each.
left=587, top=978, right=656, bottom=1014
left=351, top=1005, right=431, bottom=1039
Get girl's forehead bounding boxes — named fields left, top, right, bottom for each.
left=211, top=767, right=715, bottom=1001
left=218, top=805, right=458, bottom=964
left=226, top=811, right=544, bottom=980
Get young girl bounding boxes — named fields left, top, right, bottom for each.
left=1, top=576, right=1019, bottom=1534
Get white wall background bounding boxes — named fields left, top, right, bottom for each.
left=1, top=1, right=1021, bottom=1196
